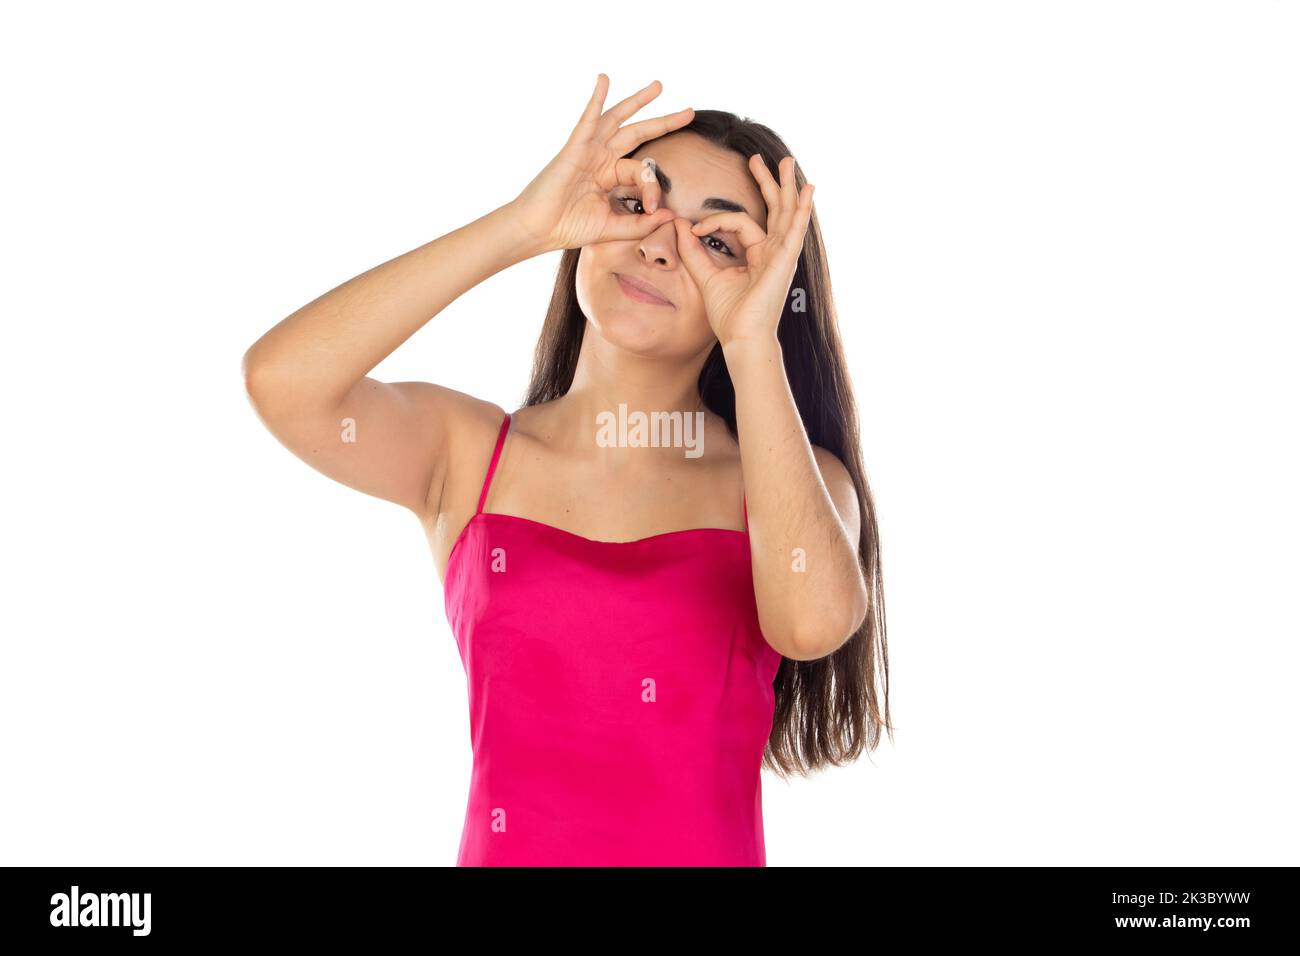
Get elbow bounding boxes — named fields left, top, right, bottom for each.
left=241, top=344, right=266, bottom=394
left=241, top=348, right=271, bottom=411
left=785, top=582, right=870, bottom=661
left=241, top=345, right=290, bottom=410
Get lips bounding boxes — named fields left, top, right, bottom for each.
left=615, top=272, right=673, bottom=307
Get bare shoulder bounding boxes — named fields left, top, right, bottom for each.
left=401, top=382, right=506, bottom=432
left=394, top=383, right=509, bottom=519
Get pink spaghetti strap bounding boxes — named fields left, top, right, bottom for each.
left=475, top=413, right=512, bottom=515
left=742, top=494, right=748, bottom=532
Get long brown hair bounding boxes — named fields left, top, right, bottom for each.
left=523, top=109, right=892, bottom=778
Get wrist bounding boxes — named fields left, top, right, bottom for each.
left=720, top=331, right=782, bottom=361
left=495, top=200, right=556, bottom=260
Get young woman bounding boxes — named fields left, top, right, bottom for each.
left=243, top=75, right=892, bottom=866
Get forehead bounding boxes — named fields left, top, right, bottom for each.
left=630, top=133, right=766, bottom=226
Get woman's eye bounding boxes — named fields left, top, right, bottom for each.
left=613, top=194, right=645, bottom=214
left=703, top=235, right=736, bottom=258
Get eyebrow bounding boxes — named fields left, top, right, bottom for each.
left=647, top=163, right=756, bottom=221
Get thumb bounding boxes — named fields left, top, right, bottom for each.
left=672, top=217, right=715, bottom=287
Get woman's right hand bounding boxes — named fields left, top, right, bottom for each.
left=507, top=75, right=693, bottom=254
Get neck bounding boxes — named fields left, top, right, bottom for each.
left=552, top=326, right=716, bottom=462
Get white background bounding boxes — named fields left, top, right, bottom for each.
left=2, top=1, right=1296, bottom=866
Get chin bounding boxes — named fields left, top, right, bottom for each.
left=592, top=305, right=676, bottom=355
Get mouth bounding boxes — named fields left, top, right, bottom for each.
left=614, top=273, right=674, bottom=308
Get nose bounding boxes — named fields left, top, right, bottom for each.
left=637, top=216, right=680, bottom=268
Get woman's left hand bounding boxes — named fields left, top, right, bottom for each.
left=672, top=154, right=814, bottom=347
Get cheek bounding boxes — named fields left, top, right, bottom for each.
left=675, top=267, right=706, bottom=309
left=579, top=240, right=630, bottom=284
left=577, top=241, right=615, bottom=276
left=679, top=298, right=714, bottom=342
left=574, top=249, right=604, bottom=315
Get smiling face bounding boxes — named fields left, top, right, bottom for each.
left=575, top=131, right=768, bottom=359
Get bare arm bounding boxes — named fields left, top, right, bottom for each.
left=241, top=202, right=544, bottom=516
left=726, top=335, right=869, bottom=661
left=242, top=75, right=693, bottom=518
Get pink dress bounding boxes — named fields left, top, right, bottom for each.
left=443, top=412, right=783, bottom=866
